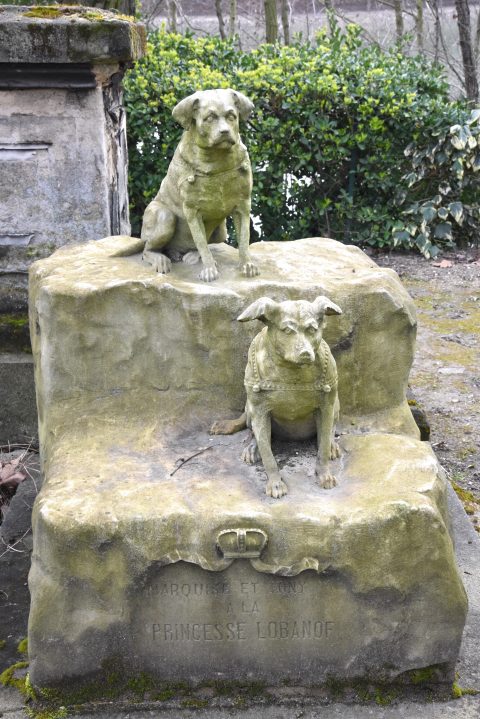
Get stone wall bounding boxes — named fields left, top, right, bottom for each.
left=0, top=6, right=145, bottom=443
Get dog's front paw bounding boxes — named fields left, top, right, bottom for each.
left=266, top=476, right=288, bottom=499
left=199, top=262, right=219, bottom=282
left=316, top=466, right=337, bottom=489
left=242, top=441, right=260, bottom=464
left=182, top=250, right=201, bottom=266
left=330, top=440, right=341, bottom=460
left=240, top=260, right=260, bottom=278
left=142, top=250, right=172, bottom=274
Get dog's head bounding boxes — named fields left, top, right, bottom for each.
left=238, top=296, right=342, bottom=366
left=172, top=89, right=254, bottom=150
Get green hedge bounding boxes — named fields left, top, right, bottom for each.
left=125, top=27, right=468, bottom=254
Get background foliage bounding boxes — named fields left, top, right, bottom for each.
left=125, top=27, right=474, bottom=254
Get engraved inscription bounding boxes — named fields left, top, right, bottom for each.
left=152, top=619, right=334, bottom=642
left=156, top=581, right=230, bottom=597
left=154, top=579, right=306, bottom=598
left=153, top=622, right=247, bottom=642
left=256, top=620, right=334, bottom=640
left=148, top=574, right=334, bottom=643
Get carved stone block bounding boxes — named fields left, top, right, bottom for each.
left=27, top=236, right=466, bottom=688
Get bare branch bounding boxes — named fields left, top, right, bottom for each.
left=215, top=0, right=227, bottom=39
left=426, top=0, right=467, bottom=89
left=327, top=6, right=383, bottom=48
left=374, top=0, right=419, bottom=22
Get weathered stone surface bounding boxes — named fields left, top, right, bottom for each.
left=0, top=353, right=36, bottom=444
left=27, top=236, right=466, bottom=688
left=0, top=7, right=146, bottom=65
left=0, top=10, right=144, bottom=430
left=0, top=89, right=116, bottom=257
left=29, top=235, right=419, bottom=448
left=28, top=424, right=466, bottom=686
left=0, top=84, right=130, bottom=430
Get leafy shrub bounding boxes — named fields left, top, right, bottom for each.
left=393, top=108, right=480, bottom=257
left=124, top=26, right=456, bottom=251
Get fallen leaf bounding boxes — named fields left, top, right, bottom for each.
left=438, top=366, right=465, bottom=375
left=0, top=464, right=15, bottom=481
left=0, top=471, right=26, bottom=488
left=433, top=259, right=454, bottom=268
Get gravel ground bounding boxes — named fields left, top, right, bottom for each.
left=374, top=249, right=480, bottom=525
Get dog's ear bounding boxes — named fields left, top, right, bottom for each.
left=237, top=297, right=279, bottom=324
left=312, top=296, right=342, bottom=317
left=172, top=92, right=200, bottom=130
left=230, top=90, right=254, bottom=121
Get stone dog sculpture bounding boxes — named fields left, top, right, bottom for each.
left=212, top=296, right=342, bottom=498
left=140, top=89, right=259, bottom=282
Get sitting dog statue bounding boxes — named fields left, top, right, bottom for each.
left=141, top=88, right=259, bottom=283
left=211, top=296, right=342, bottom=498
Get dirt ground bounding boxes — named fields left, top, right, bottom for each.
left=373, top=248, right=480, bottom=523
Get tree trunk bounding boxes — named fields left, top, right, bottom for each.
left=264, top=0, right=278, bottom=43
left=455, top=0, right=479, bottom=101
left=475, top=5, right=480, bottom=62
left=393, top=0, right=404, bottom=45
left=280, top=0, right=290, bottom=44
left=431, top=0, right=440, bottom=61
left=215, top=0, right=227, bottom=39
left=168, top=0, right=177, bottom=32
left=416, top=0, right=424, bottom=51
left=229, top=0, right=237, bottom=37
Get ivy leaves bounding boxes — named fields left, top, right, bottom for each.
left=394, top=109, right=480, bottom=257
left=124, top=29, right=464, bottom=253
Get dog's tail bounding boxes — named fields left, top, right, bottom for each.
left=91, top=235, right=144, bottom=257
left=210, top=413, right=247, bottom=436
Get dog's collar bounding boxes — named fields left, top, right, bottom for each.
left=174, top=154, right=249, bottom=184
left=245, top=333, right=336, bottom=394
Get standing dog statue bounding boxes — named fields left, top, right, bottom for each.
left=141, top=89, right=259, bottom=283
left=211, top=296, right=342, bottom=498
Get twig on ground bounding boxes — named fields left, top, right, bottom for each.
left=169, top=446, right=212, bottom=476
left=0, top=529, right=31, bottom=559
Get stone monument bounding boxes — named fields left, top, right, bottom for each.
left=27, top=89, right=467, bottom=692
left=0, top=6, right=145, bottom=443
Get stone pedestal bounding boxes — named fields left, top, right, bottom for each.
left=0, top=7, right=145, bottom=442
left=27, top=237, right=467, bottom=689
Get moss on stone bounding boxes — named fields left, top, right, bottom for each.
left=0, top=312, right=31, bottom=353
left=26, top=707, right=68, bottom=719
left=452, top=681, right=463, bottom=699
left=408, top=665, right=441, bottom=685
left=451, top=481, right=480, bottom=516
left=181, top=698, right=209, bottom=708
left=17, top=638, right=28, bottom=655
left=0, top=639, right=6, bottom=649
left=21, top=5, right=136, bottom=22
left=0, top=314, right=28, bottom=328
left=449, top=680, right=479, bottom=699
left=23, top=6, right=62, bottom=18
left=0, top=661, right=30, bottom=693
left=84, top=10, right=107, bottom=21
left=374, top=687, right=398, bottom=705
left=325, top=676, right=345, bottom=698
left=151, top=687, right=177, bottom=701
left=126, top=672, right=155, bottom=697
